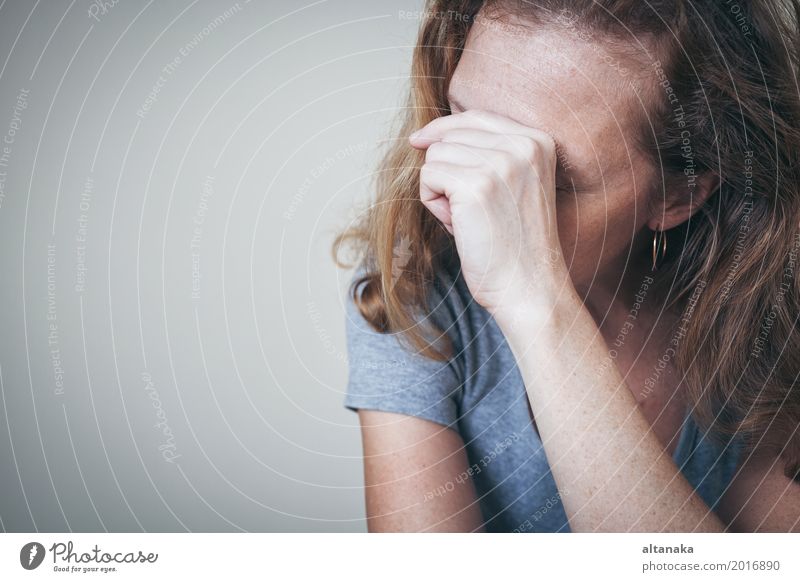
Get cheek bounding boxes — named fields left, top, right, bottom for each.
left=555, top=188, right=644, bottom=269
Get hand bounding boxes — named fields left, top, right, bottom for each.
left=409, top=109, right=571, bottom=319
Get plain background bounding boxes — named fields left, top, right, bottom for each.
left=0, top=0, right=428, bottom=532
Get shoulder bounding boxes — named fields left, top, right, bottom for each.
left=341, top=260, right=472, bottom=428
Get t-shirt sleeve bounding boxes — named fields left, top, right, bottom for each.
left=342, top=273, right=463, bottom=430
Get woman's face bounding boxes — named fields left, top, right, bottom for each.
left=448, top=12, right=659, bottom=294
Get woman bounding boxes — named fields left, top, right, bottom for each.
left=333, top=0, right=800, bottom=532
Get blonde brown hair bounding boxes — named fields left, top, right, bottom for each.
left=333, top=0, right=800, bottom=480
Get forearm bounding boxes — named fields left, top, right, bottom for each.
left=493, top=285, right=724, bottom=532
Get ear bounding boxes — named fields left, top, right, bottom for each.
left=647, top=171, right=720, bottom=231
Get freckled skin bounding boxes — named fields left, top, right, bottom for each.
left=449, top=20, right=656, bottom=302
left=446, top=16, right=695, bottom=453
left=356, top=9, right=799, bottom=533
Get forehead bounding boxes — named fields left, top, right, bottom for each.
left=450, top=15, right=648, bottom=176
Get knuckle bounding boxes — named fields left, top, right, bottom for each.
left=492, top=154, right=514, bottom=180
left=472, top=172, right=494, bottom=194
left=514, top=136, right=538, bottom=161
left=421, top=162, right=452, bottom=182
left=517, top=130, right=555, bottom=161
left=419, top=163, right=434, bottom=182
left=536, top=133, right=558, bottom=163
left=425, top=140, right=445, bottom=158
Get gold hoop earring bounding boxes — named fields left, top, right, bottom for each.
left=651, top=227, right=667, bottom=271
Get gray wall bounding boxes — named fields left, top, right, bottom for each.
left=0, top=0, right=426, bottom=532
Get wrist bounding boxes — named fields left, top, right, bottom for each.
left=490, top=273, right=582, bottom=337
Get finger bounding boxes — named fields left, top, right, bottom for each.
left=418, top=161, right=477, bottom=231
left=424, top=141, right=555, bottom=197
left=424, top=140, right=501, bottom=169
left=410, top=109, right=555, bottom=149
left=440, top=128, right=541, bottom=160
left=419, top=160, right=477, bottom=203
left=427, top=131, right=547, bottom=172
left=425, top=196, right=454, bottom=235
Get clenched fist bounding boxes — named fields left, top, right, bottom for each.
left=410, top=109, right=571, bottom=319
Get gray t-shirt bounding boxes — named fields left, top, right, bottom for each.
left=342, top=260, right=743, bottom=532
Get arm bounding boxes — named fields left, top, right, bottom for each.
left=357, top=409, right=486, bottom=532
left=408, top=108, right=726, bottom=532
left=493, top=288, right=724, bottom=532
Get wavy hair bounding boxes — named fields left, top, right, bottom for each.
left=332, top=0, right=800, bottom=480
